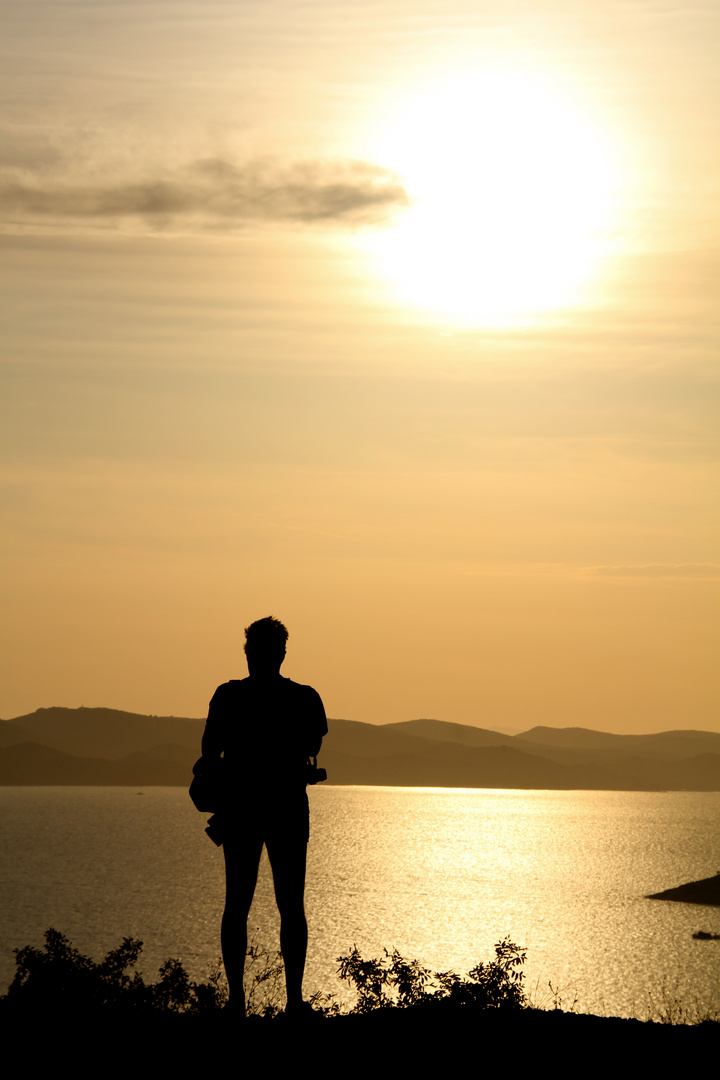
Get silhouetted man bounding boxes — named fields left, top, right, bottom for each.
left=201, top=616, right=327, bottom=1017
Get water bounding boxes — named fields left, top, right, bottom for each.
left=1, top=786, right=718, bottom=1018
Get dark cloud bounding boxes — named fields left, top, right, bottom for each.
left=0, top=157, right=409, bottom=230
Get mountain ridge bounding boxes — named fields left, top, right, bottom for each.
left=1, top=707, right=718, bottom=790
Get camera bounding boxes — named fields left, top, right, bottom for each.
left=205, top=813, right=224, bottom=847
left=306, top=755, right=327, bottom=785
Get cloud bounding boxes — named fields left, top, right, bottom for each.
left=0, top=129, right=63, bottom=171
left=0, top=156, right=409, bottom=231
left=589, top=564, right=720, bottom=578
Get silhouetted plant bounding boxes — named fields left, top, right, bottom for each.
left=1, top=927, right=341, bottom=1018
left=9, top=927, right=99, bottom=1008
left=243, top=937, right=285, bottom=1017
left=645, top=976, right=720, bottom=1026
left=337, top=937, right=527, bottom=1013
left=6, top=929, right=717, bottom=1025
left=3, top=928, right=223, bottom=1014
left=96, top=935, right=146, bottom=1005
left=241, top=936, right=340, bottom=1017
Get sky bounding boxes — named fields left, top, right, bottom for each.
left=1, top=1, right=718, bottom=734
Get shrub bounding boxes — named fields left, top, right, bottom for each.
left=1, top=927, right=340, bottom=1018
left=336, top=937, right=527, bottom=1013
left=2, top=928, right=523, bottom=1018
left=2, top=928, right=224, bottom=1014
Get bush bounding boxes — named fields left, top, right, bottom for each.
left=2, top=928, right=525, bottom=1018
left=336, top=937, right=527, bottom=1013
left=2, top=928, right=224, bottom=1014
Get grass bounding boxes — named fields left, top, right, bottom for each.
left=644, top=976, right=720, bottom=1027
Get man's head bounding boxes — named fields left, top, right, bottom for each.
left=244, top=616, right=288, bottom=676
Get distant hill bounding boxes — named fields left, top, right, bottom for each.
left=516, top=725, right=720, bottom=759
left=4, top=706, right=203, bottom=758
left=0, top=707, right=718, bottom=790
left=0, top=741, right=190, bottom=786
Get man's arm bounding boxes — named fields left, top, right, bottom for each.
left=305, top=686, right=328, bottom=757
left=201, top=685, right=227, bottom=758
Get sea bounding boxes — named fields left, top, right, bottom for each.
left=1, top=785, right=718, bottom=1019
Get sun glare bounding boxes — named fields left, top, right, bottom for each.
left=361, top=68, right=622, bottom=326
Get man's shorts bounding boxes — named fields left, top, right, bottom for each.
left=222, top=789, right=310, bottom=847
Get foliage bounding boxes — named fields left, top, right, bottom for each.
left=6, top=928, right=716, bottom=1026
left=336, top=937, right=527, bottom=1013
left=2, top=928, right=224, bottom=1014
left=1, top=926, right=340, bottom=1018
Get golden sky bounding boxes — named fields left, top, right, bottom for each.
left=1, top=1, right=718, bottom=733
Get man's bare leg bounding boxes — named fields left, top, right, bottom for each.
left=222, top=835, right=263, bottom=1013
left=266, top=835, right=308, bottom=1010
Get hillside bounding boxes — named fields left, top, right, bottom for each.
left=1, top=707, right=718, bottom=790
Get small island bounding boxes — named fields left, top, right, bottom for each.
left=647, top=873, right=720, bottom=907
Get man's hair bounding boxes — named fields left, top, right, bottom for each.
left=244, top=616, right=288, bottom=656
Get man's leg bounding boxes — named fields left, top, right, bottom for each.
left=222, top=833, right=264, bottom=1012
left=266, top=834, right=308, bottom=1010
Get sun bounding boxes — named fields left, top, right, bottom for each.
left=359, top=67, right=622, bottom=327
